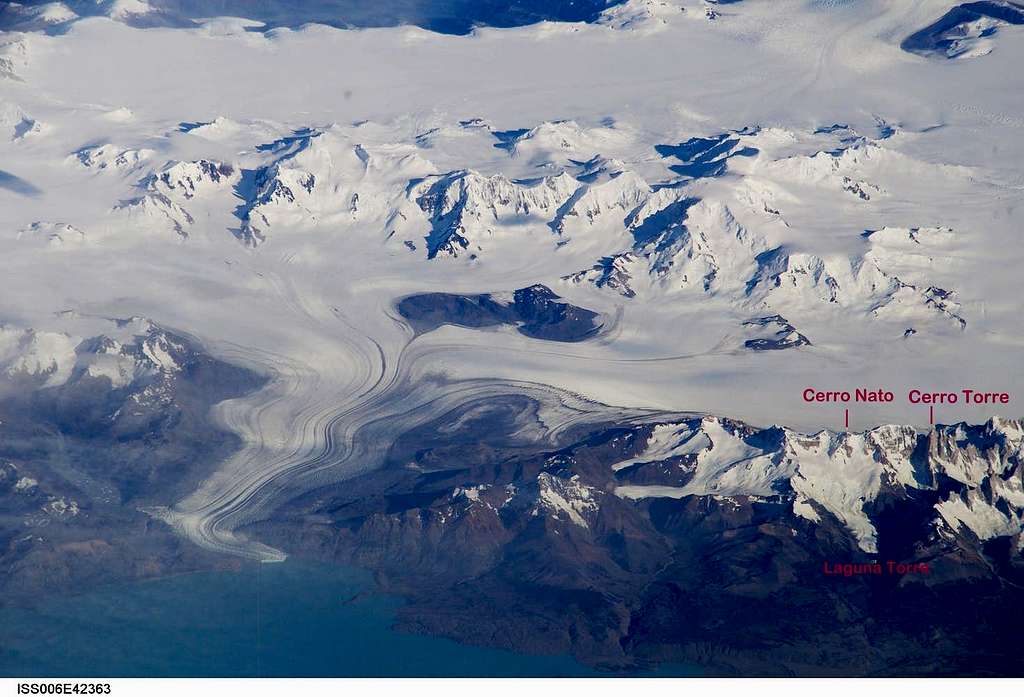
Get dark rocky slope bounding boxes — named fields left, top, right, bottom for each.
left=249, top=403, right=1024, bottom=676
left=0, top=321, right=265, bottom=605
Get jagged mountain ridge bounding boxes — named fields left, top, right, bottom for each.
left=54, top=117, right=976, bottom=343
left=250, top=401, right=1024, bottom=674
left=613, top=415, right=1024, bottom=554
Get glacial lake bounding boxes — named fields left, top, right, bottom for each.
left=0, top=561, right=699, bottom=677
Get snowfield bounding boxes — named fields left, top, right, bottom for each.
left=1, top=0, right=1023, bottom=559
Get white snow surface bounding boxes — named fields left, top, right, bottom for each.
left=2, top=0, right=1023, bottom=558
left=614, top=416, right=1024, bottom=553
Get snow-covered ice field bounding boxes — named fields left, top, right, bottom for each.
left=1, top=0, right=1023, bottom=557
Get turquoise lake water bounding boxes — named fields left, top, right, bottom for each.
left=0, top=561, right=699, bottom=677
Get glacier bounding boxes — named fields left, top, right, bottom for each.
left=0, top=0, right=1023, bottom=673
